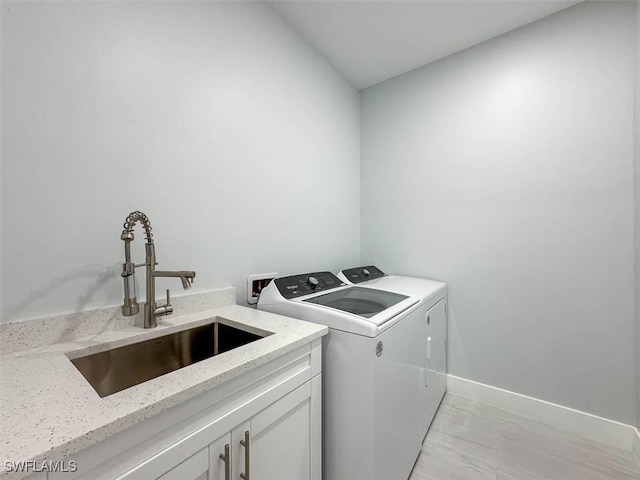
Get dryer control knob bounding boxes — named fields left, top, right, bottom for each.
left=307, top=276, right=319, bottom=288
left=362, top=268, right=371, bottom=277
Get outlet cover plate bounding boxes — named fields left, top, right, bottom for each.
left=247, top=272, right=278, bottom=305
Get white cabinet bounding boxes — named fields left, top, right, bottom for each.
left=225, top=380, right=317, bottom=480
left=217, top=383, right=313, bottom=480
left=51, top=340, right=322, bottom=480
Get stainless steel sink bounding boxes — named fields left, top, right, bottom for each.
left=70, top=322, right=269, bottom=398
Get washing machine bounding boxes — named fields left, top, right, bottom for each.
left=337, top=266, right=448, bottom=440
left=257, top=271, right=428, bottom=480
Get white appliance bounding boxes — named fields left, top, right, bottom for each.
left=337, top=265, right=448, bottom=440
left=257, top=271, right=428, bottom=480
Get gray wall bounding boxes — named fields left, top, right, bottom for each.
left=361, top=2, right=636, bottom=423
left=635, top=0, right=640, bottom=429
left=1, top=2, right=361, bottom=322
left=2, top=0, right=638, bottom=427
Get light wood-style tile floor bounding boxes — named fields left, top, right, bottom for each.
left=409, top=393, right=640, bottom=480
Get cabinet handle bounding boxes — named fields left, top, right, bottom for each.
left=240, top=430, right=250, bottom=480
left=219, top=443, right=230, bottom=480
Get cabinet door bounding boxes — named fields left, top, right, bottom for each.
left=249, top=382, right=313, bottom=480
left=208, top=432, right=233, bottom=480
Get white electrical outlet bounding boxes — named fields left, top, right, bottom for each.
left=247, top=272, right=278, bottom=305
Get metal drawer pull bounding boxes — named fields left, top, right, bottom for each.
left=219, top=443, right=230, bottom=480
left=240, top=431, right=250, bottom=480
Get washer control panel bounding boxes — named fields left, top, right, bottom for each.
left=274, top=272, right=346, bottom=299
left=341, top=265, right=386, bottom=284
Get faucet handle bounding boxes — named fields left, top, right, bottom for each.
left=164, top=289, right=173, bottom=315
left=153, top=289, right=174, bottom=318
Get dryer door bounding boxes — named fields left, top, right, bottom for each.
left=425, top=299, right=447, bottom=387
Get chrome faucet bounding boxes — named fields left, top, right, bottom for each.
left=120, top=211, right=196, bottom=328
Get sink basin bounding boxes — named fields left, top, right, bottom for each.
left=70, top=322, right=269, bottom=398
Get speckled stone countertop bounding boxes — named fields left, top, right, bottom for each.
left=0, top=295, right=327, bottom=480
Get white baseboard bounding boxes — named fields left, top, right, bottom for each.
left=447, top=375, right=636, bottom=452
left=632, top=427, right=640, bottom=468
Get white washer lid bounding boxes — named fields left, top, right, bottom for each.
left=301, top=286, right=419, bottom=327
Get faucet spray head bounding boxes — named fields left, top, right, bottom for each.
left=180, top=272, right=196, bottom=289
